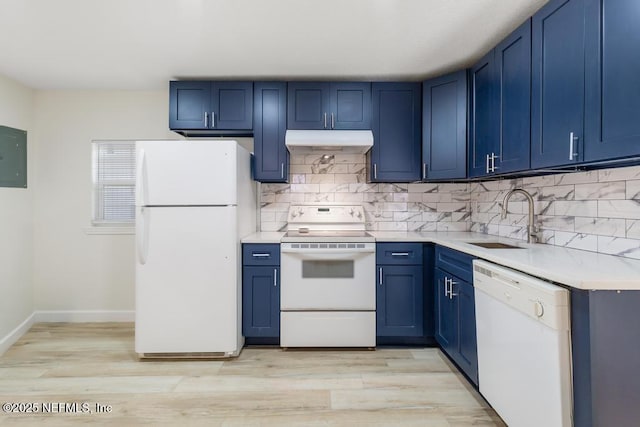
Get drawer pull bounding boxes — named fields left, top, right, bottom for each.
left=391, top=252, right=409, bottom=257
left=252, top=253, right=271, bottom=258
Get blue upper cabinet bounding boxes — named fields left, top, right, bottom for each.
left=287, top=82, right=371, bottom=130
left=212, top=82, right=254, bottom=130
left=470, top=20, right=531, bottom=178
left=169, top=81, right=253, bottom=133
left=370, top=82, right=421, bottom=182
left=253, top=82, right=288, bottom=182
left=584, top=0, right=640, bottom=162
left=469, top=51, right=499, bottom=178
left=531, top=0, right=586, bottom=168
left=333, top=82, right=371, bottom=130
left=422, top=71, right=467, bottom=180
left=169, top=81, right=211, bottom=130
left=495, top=19, right=532, bottom=174
left=287, top=82, right=330, bottom=129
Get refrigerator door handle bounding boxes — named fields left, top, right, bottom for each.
left=135, top=148, right=148, bottom=206
left=136, top=207, right=149, bottom=265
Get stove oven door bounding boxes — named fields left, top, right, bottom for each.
left=280, top=243, right=376, bottom=310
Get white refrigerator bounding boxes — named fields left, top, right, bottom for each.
left=134, top=140, right=256, bottom=357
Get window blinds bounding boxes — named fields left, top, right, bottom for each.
left=92, top=141, right=136, bottom=224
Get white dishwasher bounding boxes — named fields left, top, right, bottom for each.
left=473, top=260, right=572, bottom=427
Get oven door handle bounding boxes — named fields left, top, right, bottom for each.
left=281, top=248, right=374, bottom=255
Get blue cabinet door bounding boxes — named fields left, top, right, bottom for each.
left=434, top=268, right=457, bottom=355
left=212, top=82, right=253, bottom=130
left=454, top=280, right=478, bottom=386
left=169, top=81, right=252, bottom=131
left=377, top=265, right=424, bottom=337
left=496, top=19, right=532, bottom=174
left=370, top=82, right=422, bottom=182
left=422, top=71, right=467, bottom=180
left=332, top=82, right=371, bottom=130
left=253, top=82, right=288, bottom=182
left=169, top=81, right=211, bottom=130
left=584, top=0, right=640, bottom=162
left=531, top=0, right=586, bottom=168
left=469, top=51, right=499, bottom=177
left=287, top=82, right=371, bottom=130
left=287, top=82, right=330, bottom=129
left=242, top=266, right=280, bottom=338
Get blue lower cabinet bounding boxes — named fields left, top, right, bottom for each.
left=434, top=268, right=457, bottom=355
left=454, top=280, right=478, bottom=385
left=434, top=265, right=478, bottom=386
left=242, top=243, right=280, bottom=341
left=571, top=289, right=640, bottom=427
left=242, top=266, right=280, bottom=338
left=376, top=265, right=424, bottom=337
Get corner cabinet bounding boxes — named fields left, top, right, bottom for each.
left=287, top=82, right=371, bottom=130
left=468, top=51, right=498, bottom=178
left=422, top=71, right=467, bottom=180
left=242, top=244, right=280, bottom=342
left=369, top=83, right=422, bottom=182
left=469, top=19, right=531, bottom=178
left=253, top=82, right=288, bottom=182
left=169, top=81, right=253, bottom=134
left=531, top=0, right=586, bottom=168
left=434, top=246, right=478, bottom=386
left=583, top=0, right=640, bottom=162
left=376, top=243, right=424, bottom=339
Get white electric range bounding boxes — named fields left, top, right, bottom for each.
left=280, top=205, right=376, bottom=348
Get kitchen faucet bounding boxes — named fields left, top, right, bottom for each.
left=501, top=189, right=538, bottom=244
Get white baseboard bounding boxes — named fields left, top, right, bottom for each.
left=0, top=313, right=36, bottom=356
left=34, top=310, right=135, bottom=323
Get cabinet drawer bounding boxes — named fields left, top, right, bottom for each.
left=376, top=243, right=423, bottom=265
left=435, top=246, right=475, bottom=283
left=242, top=244, right=280, bottom=266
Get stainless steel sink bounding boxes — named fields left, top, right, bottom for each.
left=467, top=242, right=525, bottom=249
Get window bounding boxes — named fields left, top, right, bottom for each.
left=92, top=140, right=136, bottom=226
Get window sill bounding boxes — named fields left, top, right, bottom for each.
left=83, top=226, right=135, bottom=235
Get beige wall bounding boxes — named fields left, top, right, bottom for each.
left=0, top=74, right=35, bottom=344
left=32, top=90, right=176, bottom=312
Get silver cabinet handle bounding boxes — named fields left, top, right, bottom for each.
left=486, top=154, right=490, bottom=174
left=274, top=269, right=277, bottom=287
left=212, top=112, right=216, bottom=128
left=449, top=278, right=458, bottom=299
left=204, top=112, right=209, bottom=128
left=373, top=163, right=377, bottom=180
left=391, top=252, right=409, bottom=256
left=281, top=163, right=285, bottom=179
left=491, top=153, right=500, bottom=172
left=569, top=132, right=578, bottom=160
left=422, top=163, right=427, bottom=180
left=324, top=112, right=327, bottom=129
left=331, top=112, right=335, bottom=129
left=379, top=267, right=383, bottom=286
left=252, top=253, right=271, bottom=258
left=444, top=277, right=450, bottom=297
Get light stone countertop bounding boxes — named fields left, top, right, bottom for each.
left=241, top=232, right=285, bottom=244
left=242, top=231, right=640, bottom=290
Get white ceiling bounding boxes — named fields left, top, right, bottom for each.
left=0, top=0, right=548, bottom=90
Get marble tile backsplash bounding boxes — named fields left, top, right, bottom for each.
left=259, top=154, right=640, bottom=260
left=469, top=164, right=640, bottom=260
left=260, top=153, right=470, bottom=233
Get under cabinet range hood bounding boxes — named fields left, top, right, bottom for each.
left=285, top=130, right=373, bottom=154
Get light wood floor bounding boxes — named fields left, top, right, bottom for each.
left=0, top=323, right=505, bottom=426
